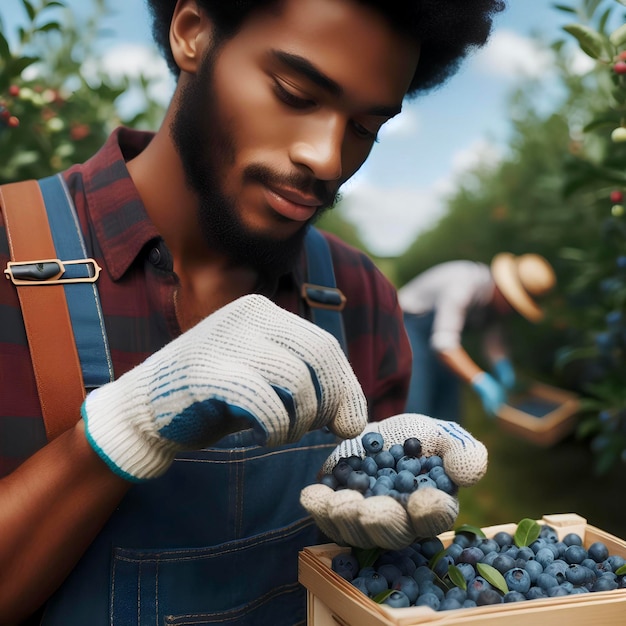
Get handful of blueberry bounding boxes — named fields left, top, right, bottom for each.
left=319, top=432, right=458, bottom=506
left=331, top=522, right=626, bottom=611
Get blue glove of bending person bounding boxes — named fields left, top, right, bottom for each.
left=492, top=357, right=516, bottom=390
left=471, top=372, right=506, bottom=416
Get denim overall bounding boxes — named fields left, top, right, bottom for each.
left=26, top=176, right=346, bottom=625
left=403, top=311, right=461, bottom=422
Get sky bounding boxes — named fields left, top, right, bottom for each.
left=1, top=0, right=604, bottom=255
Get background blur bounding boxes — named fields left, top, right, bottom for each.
left=1, top=0, right=625, bottom=537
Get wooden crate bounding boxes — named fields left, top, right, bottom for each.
left=299, top=513, right=626, bottom=626
left=496, top=382, right=580, bottom=446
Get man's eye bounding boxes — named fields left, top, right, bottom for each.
left=352, top=120, right=379, bottom=142
left=273, top=81, right=314, bottom=109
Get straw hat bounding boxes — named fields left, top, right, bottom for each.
left=490, top=253, right=556, bottom=322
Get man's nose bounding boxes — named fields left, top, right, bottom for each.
left=289, top=115, right=344, bottom=182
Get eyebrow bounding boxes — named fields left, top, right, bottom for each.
left=270, top=49, right=403, bottom=118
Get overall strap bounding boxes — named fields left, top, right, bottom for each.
left=1, top=174, right=112, bottom=441
left=302, top=227, right=347, bottom=354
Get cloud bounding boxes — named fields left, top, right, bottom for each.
left=475, top=29, right=555, bottom=80
left=342, top=138, right=503, bottom=256
left=83, top=42, right=175, bottom=114
left=378, top=107, right=421, bottom=140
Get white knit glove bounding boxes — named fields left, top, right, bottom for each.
left=300, top=414, right=488, bottom=549
left=82, top=295, right=367, bottom=481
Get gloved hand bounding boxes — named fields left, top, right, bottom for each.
left=493, top=357, right=516, bottom=390
left=471, top=371, right=506, bottom=416
left=83, top=294, right=367, bottom=481
left=300, top=414, right=488, bottom=549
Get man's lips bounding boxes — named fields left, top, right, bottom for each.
left=263, top=185, right=322, bottom=222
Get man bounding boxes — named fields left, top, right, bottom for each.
left=0, top=0, right=504, bottom=623
left=398, top=253, right=557, bottom=422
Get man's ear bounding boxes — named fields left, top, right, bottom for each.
left=170, top=0, right=214, bottom=73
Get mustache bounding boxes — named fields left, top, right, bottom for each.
left=243, top=164, right=339, bottom=209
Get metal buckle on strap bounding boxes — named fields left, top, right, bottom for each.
left=4, top=258, right=101, bottom=285
left=301, top=282, right=346, bottom=311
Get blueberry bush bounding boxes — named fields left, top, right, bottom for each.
left=555, top=0, right=626, bottom=474
left=0, top=0, right=165, bottom=184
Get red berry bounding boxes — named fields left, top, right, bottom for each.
left=8, top=116, right=19, bottom=128
left=619, top=51, right=626, bottom=61
left=614, top=61, right=626, bottom=74
left=0, top=109, right=10, bottom=121
left=610, top=190, right=624, bottom=203
left=8, top=85, right=20, bottom=97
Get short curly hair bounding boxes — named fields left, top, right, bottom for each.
left=146, top=0, right=506, bottom=95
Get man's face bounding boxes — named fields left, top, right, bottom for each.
left=172, top=0, right=419, bottom=277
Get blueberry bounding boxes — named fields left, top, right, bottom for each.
left=445, top=586, right=467, bottom=603
left=418, top=537, right=445, bottom=559
left=504, top=568, right=531, bottom=594
left=563, top=532, right=583, bottom=547
left=565, top=564, right=591, bottom=585
left=452, top=533, right=473, bottom=549
left=459, top=546, right=485, bottom=566
left=332, top=460, right=355, bottom=486
left=478, top=538, right=499, bottom=554
left=535, top=547, right=555, bottom=568
left=435, top=474, right=457, bottom=495
left=539, top=525, right=559, bottom=543
left=372, top=481, right=391, bottom=496
left=351, top=576, right=370, bottom=595
left=493, top=554, right=516, bottom=575
left=493, top=531, right=514, bottom=548
left=374, top=450, right=396, bottom=469
left=395, top=469, right=419, bottom=493
left=439, top=598, right=463, bottom=611
left=524, top=559, right=544, bottom=583
left=361, top=432, right=384, bottom=455
left=412, top=565, right=435, bottom=585
left=320, top=474, right=338, bottom=489
left=388, top=443, right=405, bottom=462
left=548, top=585, right=570, bottom=597
left=378, top=563, right=403, bottom=586
left=564, top=545, right=587, bottom=565
left=364, top=572, right=388, bottom=595
left=403, top=437, right=422, bottom=457
left=344, top=455, right=362, bottom=470
left=361, top=456, right=379, bottom=477
left=416, top=475, right=437, bottom=490
left=467, top=576, right=492, bottom=602
left=476, top=589, right=503, bottom=605
left=503, top=591, right=526, bottom=603
left=569, top=585, right=590, bottom=594
left=392, top=575, right=419, bottom=603
left=455, top=562, right=476, bottom=584
left=462, top=599, right=477, bottom=608
left=383, top=590, right=410, bottom=608
left=428, top=465, right=446, bottom=479
left=536, top=573, right=559, bottom=591
left=332, top=553, right=359, bottom=580
left=607, top=555, right=626, bottom=572
left=480, top=551, right=498, bottom=566
left=419, top=580, right=445, bottom=601
left=421, top=454, right=443, bottom=472
left=346, top=470, right=370, bottom=493
left=396, top=455, right=421, bottom=475
left=376, top=467, right=397, bottom=478
left=445, top=542, right=463, bottom=562
left=415, top=591, right=440, bottom=610
left=526, top=586, right=548, bottom=600
left=516, top=547, right=535, bottom=562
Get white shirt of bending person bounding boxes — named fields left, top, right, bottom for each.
left=397, top=260, right=507, bottom=358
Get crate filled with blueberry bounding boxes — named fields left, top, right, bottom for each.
left=299, top=513, right=626, bottom=625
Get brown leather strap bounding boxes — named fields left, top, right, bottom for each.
left=0, top=180, right=85, bottom=440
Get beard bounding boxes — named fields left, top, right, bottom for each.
left=170, top=47, right=339, bottom=280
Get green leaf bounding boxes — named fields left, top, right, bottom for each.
left=36, top=21, right=62, bottom=33
left=514, top=518, right=541, bottom=547
left=477, top=563, right=508, bottom=594
left=455, top=524, right=487, bottom=539
left=21, top=0, right=36, bottom=22
left=615, top=0, right=626, bottom=7
left=609, top=23, right=626, bottom=48
left=353, top=547, right=381, bottom=570
left=428, top=548, right=447, bottom=571
left=372, top=589, right=394, bottom=604
left=563, top=23, right=607, bottom=59
left=616, top=564, right=626, bottom=575
left=0, top=31, right=10, bottom=62
left=447, top=564, right=467, bottom=591
left=552, top=4, right=577, bottom=14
